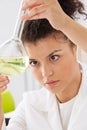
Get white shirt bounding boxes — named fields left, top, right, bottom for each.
left=58, top=96, right=76, bottom=130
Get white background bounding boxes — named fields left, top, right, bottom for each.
left=0, top=0, right=87, bottom=106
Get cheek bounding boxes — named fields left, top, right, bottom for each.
left=62, top=62, right=74, bottom=75
left=57, top=57, right=76, bottom=79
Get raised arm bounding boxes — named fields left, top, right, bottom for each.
left=21, top=0, right=87, bottom=52
left=57, top=14, right=87, bottom=52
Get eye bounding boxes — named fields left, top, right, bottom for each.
left=29, top=60, right=38, bottom=67
left=50, top=55, right=59, bottom=61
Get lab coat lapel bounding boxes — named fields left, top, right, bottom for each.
left=25, top=88, right=63, bottom=130
left=47, top=93, right=63, bottom=130
left=68, top=64, right=87, bottom=130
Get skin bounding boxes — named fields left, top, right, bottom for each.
left=24, top=33, right=82, bottom=103
left=21, top=0, right=87, bottom=52
left=0, top=75, right=9, bottom=129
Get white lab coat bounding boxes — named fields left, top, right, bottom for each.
left=2, top=63, right=87, bottom=130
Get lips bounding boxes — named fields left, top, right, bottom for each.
left=45, top=80, right=59, bottom=88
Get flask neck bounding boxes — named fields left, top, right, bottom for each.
left=12, top=0, right=25, bottom=39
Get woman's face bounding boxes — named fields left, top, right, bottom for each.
left=25, top=33, right=78, bottom=94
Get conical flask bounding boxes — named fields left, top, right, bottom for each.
left=0, top=0, right=29, bottom=77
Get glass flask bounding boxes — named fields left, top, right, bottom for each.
left=0, top=0, right=29, bottom=77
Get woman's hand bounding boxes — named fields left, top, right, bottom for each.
left=21, top=0, right=67, bottom=30
left=0, top=75, right=9, bottom=94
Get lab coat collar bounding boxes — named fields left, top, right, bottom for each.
left=25, top=88, right=57, bottom=112
left=47, top=92, right=63, bottom=130
left=68, top=63, right=87, bottom=129
left=25, top=88, right=63, bottom=130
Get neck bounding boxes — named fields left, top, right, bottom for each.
left=56, top=63, right=82, bottom=103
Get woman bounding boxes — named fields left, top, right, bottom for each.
left=0, top=0, right=87, bottom=130
left=22, top=0, right=87, bottom=52
left=1, top=18, right=87, bottom=130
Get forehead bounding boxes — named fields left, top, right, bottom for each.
left=24, top=33, right=71, bottom=57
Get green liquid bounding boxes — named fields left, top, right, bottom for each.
left=0, top=56, right=29, bottom=76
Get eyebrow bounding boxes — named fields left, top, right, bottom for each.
left=47, top=49, right=62, bottom=57
left=29, top=49, right=62, bottom=61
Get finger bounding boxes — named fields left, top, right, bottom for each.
left=0, top=75, right=9, bottom=82
left=22, top=0, right=43, bottom=10
left=21, top=4, right=46, bottom=20
left=0, top=79, right=9, bottom=88
left=23, top=12, right=45, bottom=20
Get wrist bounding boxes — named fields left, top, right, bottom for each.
left=59, top=13, right=71, bottom=32
left=59, top=13, right=76, bottom=34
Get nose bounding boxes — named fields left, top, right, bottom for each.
left=41, top=63, right=53, bottom=78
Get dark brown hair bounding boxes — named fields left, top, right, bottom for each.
left=58, top=0, right=87, bottom=19
left=21, top=0, right=87, bottom=43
